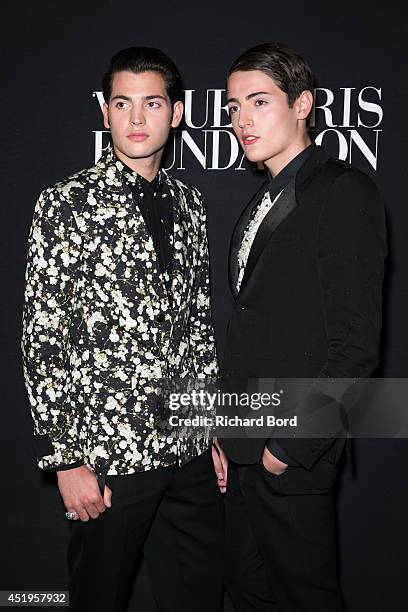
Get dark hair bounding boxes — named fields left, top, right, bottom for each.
left=228, top=42, right=314, bottom=107
left=102, top=46, right=183, bottom=104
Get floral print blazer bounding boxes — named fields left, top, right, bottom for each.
left=21, top=147, right=218, bottom=479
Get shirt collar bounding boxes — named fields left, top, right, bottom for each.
left=114, top=150, right=163, bottom=192
left=268, top=143, right=315, bottom=192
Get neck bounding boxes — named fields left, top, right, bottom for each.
left=264, top=134, right=312, bottom=178
left=114, top=146, right=162, bottom=182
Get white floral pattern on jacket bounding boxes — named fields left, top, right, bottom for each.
left=21, top=146, right=218, bottom=477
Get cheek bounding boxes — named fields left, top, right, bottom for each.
left=230, top=116, right=240, bottom=134
left=154, top=116, right=172, bottom=140
left=109, top=115, right=126, bottom=135
left=263, top=113, right=294, bottom=141
left=275, top=109, right=297, bottom=133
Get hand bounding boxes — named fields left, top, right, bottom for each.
left=212, top=437, right=228, bottom=494
left=262, top=447, right=288, bottom=476
left=57, top=465, right=112, bottom=522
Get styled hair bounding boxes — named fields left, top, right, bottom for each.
left=102, top=46, right=183, bottom=104
left=228, top=42, right=314, bottom=107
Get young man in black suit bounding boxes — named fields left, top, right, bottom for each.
left=218, top=43, right=387, bottom=611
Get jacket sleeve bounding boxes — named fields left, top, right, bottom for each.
left=187, top=188, right=219, bottom=379
left=21, top=187, right=84, bottom=471
left=275, top=168, right=387, bottom=469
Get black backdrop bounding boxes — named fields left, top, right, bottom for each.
left=1, top=2, right=407, bottom=610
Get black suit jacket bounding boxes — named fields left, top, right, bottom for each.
left=219, top=148, right=387, bottom=489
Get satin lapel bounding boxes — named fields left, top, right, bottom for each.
left=238, top=179, right=297, bottom=295
left=229, top=180, right=269, bottom=298
left=229, top=146, right=332, bottom=297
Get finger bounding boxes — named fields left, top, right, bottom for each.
left=85, top=503, right=100, bottom=520
left=84, top=483, right=106, bottom=514
left=104, top=485, right=112, bottom=508
left=94, top=493, right=106, bottom=514
left=221, top=455, right=228, bottom=482
left=212, top=443, right=220, bottom=464
left=66, top=507, right=80, bottom=521
left=77, top=506, right=90, bottom=522
left=217, top=479, right=227, bottom=493
left=211, top=446, right=224, bottom=477
left=263, top=446, right=273, bottom=459
left=212, top=441, right=220, bottom=456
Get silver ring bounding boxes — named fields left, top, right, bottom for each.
left=65, top=511, right=78, bottom=521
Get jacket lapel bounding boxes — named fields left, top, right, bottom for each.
left=92, top=147, right=171, bottom=304
left=230, top=146, right=332, bottom=298
left=165, top=174, right=191, bottom=315
left=238, top=179, right=297, bottom=294
left=229, top=180, right=269, bottom=297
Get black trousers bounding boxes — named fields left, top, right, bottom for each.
left=67, top=449, right=224, bottom=612
left=224, top=461, right=343, bottom=612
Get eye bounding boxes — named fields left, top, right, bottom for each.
left=115, top=101, right=128, bottom=109
left=254, top=99, right=267, bottom=107
left=228, top=105, right=239, bottom=115
left=147, top=101, right=161, bottom=109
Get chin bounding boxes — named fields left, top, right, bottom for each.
left=245, top=151, right=264, bottom=164
left=243, top=145, right=267, bottom=164
left=123, top=146, right=153, bottom=159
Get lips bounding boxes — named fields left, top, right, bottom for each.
left=242, top=134, right=259, bottom=146
left=127, top=132, right=149, bottom=142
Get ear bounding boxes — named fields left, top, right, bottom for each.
left=171, top=100, right=184, bottom=128
left=103, top=102, right=110, bottom=130
left=296, top=90, right=314, bottom=121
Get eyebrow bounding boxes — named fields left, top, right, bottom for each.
left=111, top=94, right=168, bottom=102
left=227, top=91, right=273, bottom=104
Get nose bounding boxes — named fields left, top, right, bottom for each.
left=238, top=107, right=253, bottom=129
left=130, top=106, right=145, bottom=126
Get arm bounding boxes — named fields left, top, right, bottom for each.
left=275, top=169, right=387, bottom=469
left=187, top=189, right=218, bottom=379
left=21, top=187, right=84, bottom=470
left=187, top=189, right=226, bottom=487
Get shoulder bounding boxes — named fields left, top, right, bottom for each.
left=164, top=172, right=205, bottom=209
left=318, top=159, right=385, bottom=232
left=320, top=158, right=381, bottom=197
left=35, top=163, right=105, bottom=219
left=38, top=164, right=100, bottom=206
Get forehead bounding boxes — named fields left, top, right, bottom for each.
left=227, top=70, right=281, bottom=97
left=110, top=70, right=168, bottom=97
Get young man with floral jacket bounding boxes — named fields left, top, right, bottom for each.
left=21, top=47, right=224, bottom=612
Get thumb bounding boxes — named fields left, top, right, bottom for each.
left=104, top=485, right=112, bottom=508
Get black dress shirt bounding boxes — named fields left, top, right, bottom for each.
left=121, top=162, right=174, bottom=276
left=268, top=143, right=314, bottom=203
